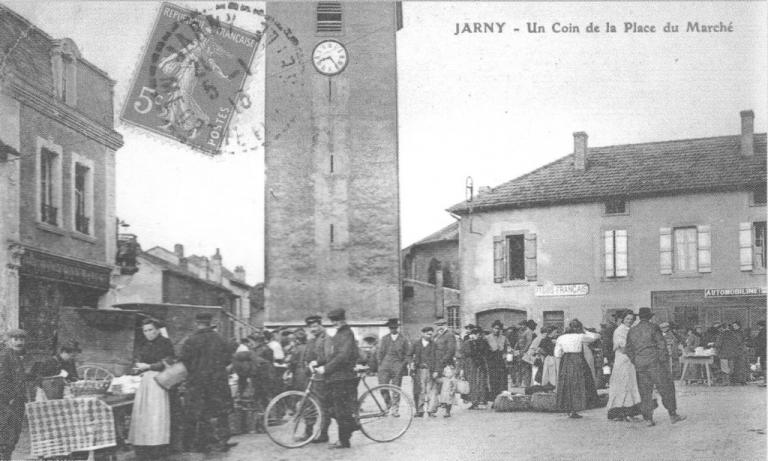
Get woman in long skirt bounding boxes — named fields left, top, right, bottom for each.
left=467, top=328, right=490, bottom=409
left=538, top=327, right=559, bottom=387
left=129, top=319, right=176, bottom=460
left=555, top=319, right=600, bottom=418
left=607, top=310, right=642, bottom=421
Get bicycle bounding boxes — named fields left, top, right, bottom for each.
left=264, top=365, right=415, bottom=448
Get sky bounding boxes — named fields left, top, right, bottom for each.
left=3, top=1, right=767, bottom=285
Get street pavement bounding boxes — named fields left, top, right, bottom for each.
left=175, top=380, right=766, bottom=461
left=13, top=378, right=766, bottom=460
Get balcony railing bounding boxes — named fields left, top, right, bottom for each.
left=41, top=204, right=58, bottom=226
left=75, top=214, right=90, bottom=234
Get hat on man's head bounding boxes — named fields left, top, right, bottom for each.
left=421, top=326, right=434, bottom=333
left=386, top=318, right=399, bottom=328
left=659, top=322, right=670, bottom=329
left=305, top=315, right=322, bottom=326
left=491, top=320, right=504, bottom=329
left=6, top=328, right=27, bottom=339
left=637, top=307, right=653, bottom=320
left=434, top=318, right=447, bottom=326
left=195, top=312, right=214, bottom=323
left=60, top=340, right=81, bottom=354
left=327, top=308, right=346, bottom=321
left=526, top=320, right=538, bottom=331
left=464, top=323, right=476, bottom=330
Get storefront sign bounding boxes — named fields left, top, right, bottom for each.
left=19, top=248, right=112, bottom=290
left=704, top=287, right=766, bottom=297
left=535, top=283, right=589, bottom=297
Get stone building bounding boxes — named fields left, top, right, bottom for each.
left=0, top=6, right=122, bottom=359
left=401, top=222, right=461, bottom=338
left=112, top=243, right=253, bottom=340
left=449, top=111, right=767, bottom=332
left=264, top=3, right=403, bottom=336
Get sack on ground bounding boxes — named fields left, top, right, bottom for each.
left=492, top=392, right=531, bottom=412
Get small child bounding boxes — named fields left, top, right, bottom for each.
left=438, top=365, right=458, bottom=417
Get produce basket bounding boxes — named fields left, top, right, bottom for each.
left=493, top=392, right=531, bottom=412
left=69, top=379, right=111, bottom=397
left=529, top=392, right=558, bottom=412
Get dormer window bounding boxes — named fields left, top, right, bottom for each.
left=51, top=39, right=79, bottom=106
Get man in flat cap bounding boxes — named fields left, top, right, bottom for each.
left=626, top=307, right=686, bottom=427
left=427, top=317, right=456, bottom=416
left=376, top=318, right=410, bottom=417
left=179, top=312, right=235, bottom=453
left=304, top=315, right=333, bottom=443
left=0, top=329, right=28, bottom=460
left=315, top=308, right=359, bottom=448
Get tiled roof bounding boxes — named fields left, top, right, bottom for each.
left=138, top=252, right=231, bottom=293
left=449, top=134, right=767, bottom=214
left=408, top=222, right=459, bottom=249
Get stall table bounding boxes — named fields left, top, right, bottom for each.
left=679, top=355, right=715, bottom=386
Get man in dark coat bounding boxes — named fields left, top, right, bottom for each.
left=409, top=326, right=437, bottom=417
left=625, top=308, right=686, bottom=427
left=376, top=318, right=410, bottom=416
left=0, top=329, right=28, bottom=460
left=304, top=315, right=333, bottom=443
left=316, top=308, right=359, bottom=449
left=179, top=312, right=235, bottom=453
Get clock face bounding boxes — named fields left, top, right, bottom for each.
left=312, top=40, right=348, bottom=76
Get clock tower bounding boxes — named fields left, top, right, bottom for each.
left=264, top=2, right=403, bottom=331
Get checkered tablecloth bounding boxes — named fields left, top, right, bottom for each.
left=26, top=398, right=117, bottom=457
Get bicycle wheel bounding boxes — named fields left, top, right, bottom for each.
left=264, top=391, right=322, bottom=448
left=357, top=384, right=415, bottom=442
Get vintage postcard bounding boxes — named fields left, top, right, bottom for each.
left=0, top=1, right=765, bottom=460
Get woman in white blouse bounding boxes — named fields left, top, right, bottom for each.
left=606, top=310, right=642, bottom=421
left=554, top=319, right=600, bottom=418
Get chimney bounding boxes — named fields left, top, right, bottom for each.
left=573, top=132, right=588, bottom=170
left=234, top=265, right=246, bottom=283
left=211, top=248, right=223, bottom=284
left=174, top=244, right=184, bottom=258
left=741, top=110, right=754, bottom=157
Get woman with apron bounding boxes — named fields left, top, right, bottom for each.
left=129, top=318, right=176, bottom=459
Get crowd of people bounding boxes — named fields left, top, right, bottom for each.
left=1, top=309, right=765, bottom=459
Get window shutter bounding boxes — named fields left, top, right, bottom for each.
left=739, top=222, right=753, bottom=271
left=524, top=233, right=537, bottom=281
left=493, top=236, right=505, bottom=283
left=604, top=230, right=615, bottom=278
left=697, top=225, right=711, bottom=273
left=615, top=229, right=628, bottom=277
left=659, top=227, right=672, bottom=274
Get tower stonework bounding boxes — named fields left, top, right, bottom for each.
left=264, top=3, right=402, bottom=326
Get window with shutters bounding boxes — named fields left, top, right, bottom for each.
left=752, top=183, right=766, bottom=206
left=493, top=231, right=537, bottom=283
left=316, top=2, right=343, bottom=34
left=673, top=227, right=698, bottom=272
left=604, top=229, right=628, bottom=278
left=742, top=221, right=766, bottom=272
left=73, top=160, right=93, bottom=235
left=660, top=226, right=711, bottom=275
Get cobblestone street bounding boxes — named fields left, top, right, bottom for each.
left=181, top=380, right=764, bottom=461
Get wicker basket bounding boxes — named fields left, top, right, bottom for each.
left=493, top=393, right=531, bottom=412
left=529, top=392, right=558, bottom=412
left=69, top=379, right=111, bottom=397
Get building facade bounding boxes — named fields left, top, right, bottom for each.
left=401, top=222, right=461, bottom=338
left=264, top=3, right=403, bottom=331
left=0, top=6, right=122, bottom=359
left=450, top=111, right=766, bottom=332
left=112, top=243, right=253, bottom=340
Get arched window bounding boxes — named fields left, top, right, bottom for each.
left=427, top=258, right=441, bottom=285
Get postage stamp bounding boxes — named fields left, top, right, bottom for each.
left=120, top=2, right=261, bottom=155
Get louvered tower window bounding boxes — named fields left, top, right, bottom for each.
left=317, top=2, right=342, bottom=33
